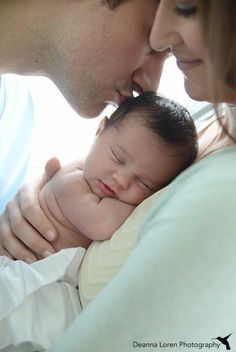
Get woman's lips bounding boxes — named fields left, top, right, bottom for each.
left=99, top=181, right=116, bottom=197
left=176, top=58, right=203, bottom=72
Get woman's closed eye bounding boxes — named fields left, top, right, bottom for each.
left=174, top=3, right=198, bottom=18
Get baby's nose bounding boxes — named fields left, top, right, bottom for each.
left=113, top=171, right=131, bottom=190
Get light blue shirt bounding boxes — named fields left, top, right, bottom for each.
left=0, top=74, right=34, bottom=213
left=48, top=146, right=236, bottom=352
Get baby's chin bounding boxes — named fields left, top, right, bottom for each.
left=119, top=197, right=144, bottom=207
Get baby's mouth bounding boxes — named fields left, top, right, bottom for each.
left=99, top=181, right=116, bottom=197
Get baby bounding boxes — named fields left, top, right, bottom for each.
left=39, top=91, right=198, bottom=250
left=0, top=92, right=198, bottom=351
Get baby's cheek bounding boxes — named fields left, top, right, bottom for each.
left=127, top=188, right=146, bottom=206
left=137, top=188, right=153, bottom=204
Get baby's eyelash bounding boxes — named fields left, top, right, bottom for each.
left=111, top=149, right=123, bottom=164
left=137, top=178, right=152, bottom=191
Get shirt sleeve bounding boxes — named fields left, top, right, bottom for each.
left=0, top=74, right=34, bottom=213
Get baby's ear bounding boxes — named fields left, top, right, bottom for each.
left=95, top=116, right=109, bottom=136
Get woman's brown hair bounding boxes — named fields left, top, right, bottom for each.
left=201, top=1, right=236, bottom=93
left=199, top=1, right=236, bottom=143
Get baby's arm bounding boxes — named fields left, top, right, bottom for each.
left=52, top=167, right=135, bottom=241
left=62, top=193, right=135, bottom=241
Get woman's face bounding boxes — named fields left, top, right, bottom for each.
left=150, top=0, right=235, bottom=103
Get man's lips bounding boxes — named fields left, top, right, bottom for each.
left=176, top=58, right=203, bottom=72
left=118, top=92, right=129, bottom=105
left=99, top=181, right=116, bottom=197
left=106, top=84, right=143, bottom=108
left=118, top=83, right=144, bottom=105
left=106, top=93, right=131, bottom=108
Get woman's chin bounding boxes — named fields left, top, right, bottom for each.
left=184, top=77, right=236, bottom=104
left=184, top=81, right=210, bottom=102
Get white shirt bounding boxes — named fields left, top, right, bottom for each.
left=0, top=74, right=34, bottom=213
left=0, top=248, right=85, bottom=351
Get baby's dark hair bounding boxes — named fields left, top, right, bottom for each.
left=105, top=92, right=198, bottom=170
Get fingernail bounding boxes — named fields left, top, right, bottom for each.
left=25, top=257, right=36, bottom=264
left=45, top=230, right=56, bottom=241
left=42, top=250, right=53, bottom=258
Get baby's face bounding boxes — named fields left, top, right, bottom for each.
left=83, top=115, right=182, bottom=205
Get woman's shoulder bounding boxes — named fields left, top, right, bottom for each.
left=175, top=146, right=236, bottom=189
left=144, top=146, right=236, bottom=231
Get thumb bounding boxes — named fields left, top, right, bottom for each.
left=44, top=157, right=61, bottom=182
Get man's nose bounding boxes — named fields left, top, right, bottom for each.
left=132, top=50, right=169, bottom=92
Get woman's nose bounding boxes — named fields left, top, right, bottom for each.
left=150, top=2, right=182, bottom=52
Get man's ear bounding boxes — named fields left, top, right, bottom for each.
left=95, top=116, right=109, bottom=136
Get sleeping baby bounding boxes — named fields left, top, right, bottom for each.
left=0, top=92, right=197, bottom=350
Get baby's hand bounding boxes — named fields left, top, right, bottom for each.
left=0, top=158, right=61, bottom=262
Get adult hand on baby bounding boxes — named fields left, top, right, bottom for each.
left=0, top=157, right=61, bottom=262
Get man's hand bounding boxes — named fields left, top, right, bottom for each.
left=0, top=157, right=61, bottom=262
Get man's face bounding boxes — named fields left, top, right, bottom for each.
left=49, top=0, right=167, bottom=117
left=83, top=115, right=183, bottom=205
